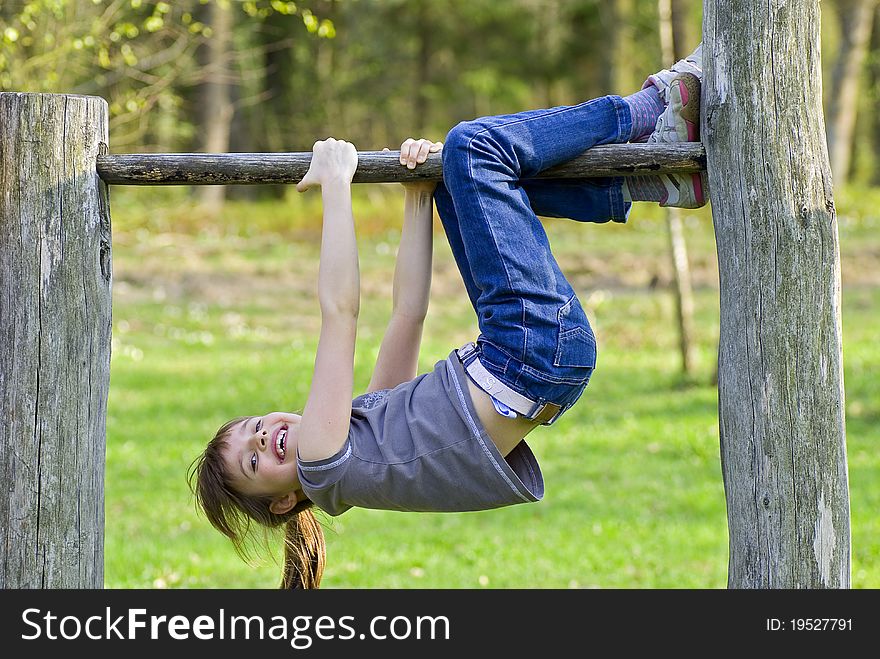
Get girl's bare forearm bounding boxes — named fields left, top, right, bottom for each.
left=392, top=188, right=434, bottom=320
left=317, top=182, right=360, bottom=317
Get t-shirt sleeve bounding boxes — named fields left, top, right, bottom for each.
left=296, top=438, right=355, bottom=516
left=351, top=389, right=390, bottom=410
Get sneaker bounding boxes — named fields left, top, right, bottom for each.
left=643, top=42, right=703, bottom=93
left=656, top=173, right=707, bottom=209
left=650, top=72, right=701, bottom=144
left=648, top=71, right=708, bottom=208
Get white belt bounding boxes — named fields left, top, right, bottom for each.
left=455, top=342, right=563, bottom=425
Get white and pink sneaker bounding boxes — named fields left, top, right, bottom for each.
left=647, top=60, right=709, bottom=209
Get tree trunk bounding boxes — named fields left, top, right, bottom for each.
left=670, top=0, right=695, bottom=57
left=666, top=209, right=696, bottom=374
left=256, top=10, right=298, bottom=200
left=703, top=1, right=851, bottom=587
left=602, top=0, right=637, bottom=93
left=315, top=0, right=341, bottom=135
left=659, top=0, right=697, bottom=376
left=197, top=0, right=235, bottom=211
left=0, top=93, right=111, bottom=588
left=827, top=0, right=878, bottom=185
left=869, top=5, right=880, bottom=185
left=414, top=0, right=432, bottom=135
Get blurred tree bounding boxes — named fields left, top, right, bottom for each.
left=599, top=0, right=633, bottom=93
left=189, top=0, right=335, bottom=206
left=826, top=0, right=878, bottom=185
left=670, top=0, right=695, bottom=52
left=413, top=0, right=432, bottom=134
left=657, top=0, right=697, bottom=377
left=866, top=4, right=880, bottom=184
left=197, top=0, right=235, bottom=211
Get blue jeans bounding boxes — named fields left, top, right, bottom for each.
left=435, top=94, right=633, bottom=419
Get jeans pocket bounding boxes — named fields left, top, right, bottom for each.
left=554, top=295, right=597, bottom=369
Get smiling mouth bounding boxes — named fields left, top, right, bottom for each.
left=273, top=425, right=289, bottom=462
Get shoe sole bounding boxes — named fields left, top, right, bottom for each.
left=675, top=74, right=705, bottom=205
left=675, top=73, right=701, bottom=140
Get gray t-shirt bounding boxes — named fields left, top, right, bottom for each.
left=296, top=350, right=544, bottom=516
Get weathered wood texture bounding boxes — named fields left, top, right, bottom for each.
left=0, top=93, right=111, bottom=588
left=703, top=3, right=850, bottom=587
left=96, top=142, right=706, bottom=185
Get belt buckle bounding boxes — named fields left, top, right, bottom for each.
left=530, top=401, right=564, bottom=426
left=456, top=341, right=478, bottom=363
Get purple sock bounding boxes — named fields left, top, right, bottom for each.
left=622, top=86, right=665, bottom=141
left=624, top=175, right=668, bottom=203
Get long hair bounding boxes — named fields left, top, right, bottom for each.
left=187, top=417, right=326, bottom=589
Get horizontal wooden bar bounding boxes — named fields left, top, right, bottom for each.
left=96, top=143, right=706, bottom=186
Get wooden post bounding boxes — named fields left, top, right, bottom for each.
left=0, top=93, right=111, bottom=588
left=702, top=2, right=851, bottom=587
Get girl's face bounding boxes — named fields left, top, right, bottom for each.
left=221, top=411, right=303, bottom=503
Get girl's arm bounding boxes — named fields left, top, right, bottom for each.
left=295, top=138, right=360, bottom=462
left=367, top=139, right=442, bottom=393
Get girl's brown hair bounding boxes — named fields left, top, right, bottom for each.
left=187, top=417, right=325, bottom=589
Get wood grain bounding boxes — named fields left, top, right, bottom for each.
left=704, top=1, right=850, bottom=587
left=0, top=92, right=111, bottom=588
left=96, top=143, right=706, bottom=185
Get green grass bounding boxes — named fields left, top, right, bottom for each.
left=103, top=186, right=879, bottom=588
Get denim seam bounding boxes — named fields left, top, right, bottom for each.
left=447, top=359, right=530, bottom=503
left=609, top=176, right=628, bottom=222
left=477, top=344, right=533, bottom=400
left=478, top=338, right=515, bottom=370
left=520, top=362, right=591, bottom=385
left=464, top=142, right=523, bottom=362
left=610, top=177, right=626, bottom=220
left=466, top=100, right=614, bottom=174
left=481, top=337, right=588, bottom=389
left=486, top=349, right=511, bottom=376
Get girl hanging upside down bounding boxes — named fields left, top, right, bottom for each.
left=189, top=45, right=706, bottom=589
